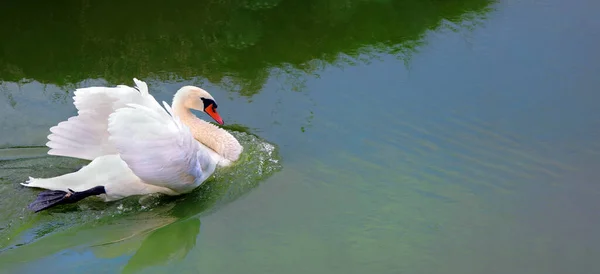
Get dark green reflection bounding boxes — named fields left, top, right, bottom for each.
left=0, top=0, right=493, bottom=96
left=122, top=218, right=201, bottom=273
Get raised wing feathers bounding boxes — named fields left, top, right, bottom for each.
left=47, top=78, right=162, bottom=160
left=107, top=102, right=209, bottom=193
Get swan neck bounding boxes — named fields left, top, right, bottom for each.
left=172, top=93, right=197, bottom=122
left=171, top=103, right=242, bottom=163
left=172, top=91, right=189, bottom=115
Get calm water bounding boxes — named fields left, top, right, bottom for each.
left=1, top=0, right=599, bottom=273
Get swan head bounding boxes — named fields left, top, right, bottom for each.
left=174, top=86, right=224, bottom=125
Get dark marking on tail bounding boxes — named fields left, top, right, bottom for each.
left=27, top=186, right=106, bottom=213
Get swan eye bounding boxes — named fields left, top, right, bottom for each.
left=200, top=97, right=216, bottom=110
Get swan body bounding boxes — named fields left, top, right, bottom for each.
left=21, top=78, right=243, bottom=211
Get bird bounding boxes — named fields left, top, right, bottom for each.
left=21, top=78, right=243, bottom=212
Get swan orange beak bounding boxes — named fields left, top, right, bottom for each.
left=205, top=105, right=224, bottom=125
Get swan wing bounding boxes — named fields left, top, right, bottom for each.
left=47, top=78, right=164, bottom=160
left=107, top=101, right=214, bottom=193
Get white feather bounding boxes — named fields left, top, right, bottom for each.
left=46, top=78, right=164, bottom=160
left=23, top=155, right=178, bottom=201
left=107, top=103, right=215, bottom=194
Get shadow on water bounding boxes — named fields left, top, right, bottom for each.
left=0, top=0, right=494, bottom=101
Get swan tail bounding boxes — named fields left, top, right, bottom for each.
left=22, top=155, right=171, bottom=208
left=21, top=176, right=71, bottom=192
left=46, top=114, right=117, bottom=160
left=21, top=163, right=96, bottom=192
left=21, top=156, right=113, bottom=192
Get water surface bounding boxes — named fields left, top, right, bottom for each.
left=1, top=0, right=599, bottom=273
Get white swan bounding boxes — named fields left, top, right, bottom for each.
left=21, top=78, right=243, bottom=212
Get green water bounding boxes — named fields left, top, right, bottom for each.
left=1, top=0, right=599, bottom=273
